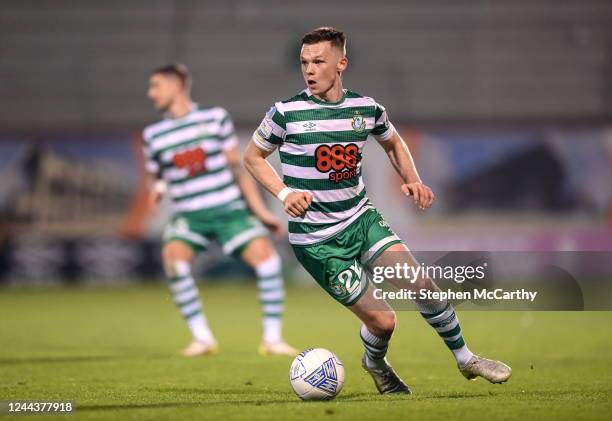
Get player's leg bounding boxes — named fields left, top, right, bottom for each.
left=162, top=217, right=217, bottom=356
left=347, top=286, right=411, bottom=394
left=369, top=242, right=473, bottom=363
left=216, top=209, right=296, bottom=355
left=240, top=236, right=297, bottom=356
left=369, top=242, right=511, bottom=383
left=291, top=210, right=410, bottom=394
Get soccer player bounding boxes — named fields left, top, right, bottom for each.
left=244, top=28, right=511, bottom=393
left=143, top=64, right=297, bottom=357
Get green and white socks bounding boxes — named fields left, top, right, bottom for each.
left=254, top=254, right=285, bottom=344
left=360, top=324, right=391, bottom=369
left=167, top=255, right=286, bottom=345
left=168, top=261, right=215, bottom=344
left=417, top=299, right=474, bottom=367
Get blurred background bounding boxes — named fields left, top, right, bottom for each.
left=1, top=0, right=611, bottom=286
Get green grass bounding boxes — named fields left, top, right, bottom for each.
left=0, top=284, right=610, bottom=420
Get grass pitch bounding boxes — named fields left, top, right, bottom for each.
left=0, top=283, right=610, bottom=420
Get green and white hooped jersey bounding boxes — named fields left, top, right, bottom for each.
left=253, top=89, right=395, bottom=246
left=143, top=104, right=245, bottom=216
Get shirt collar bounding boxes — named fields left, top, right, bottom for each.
left=305, top=88, right=347, bottom=106
left=164, top=102, right=199, bottom=120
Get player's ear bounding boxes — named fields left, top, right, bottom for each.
left=337, top=56, right=348, bottom=73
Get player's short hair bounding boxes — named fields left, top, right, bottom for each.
left=301, top=27, right=346, bottom=55
left=151, top=63, right=191, bottom=90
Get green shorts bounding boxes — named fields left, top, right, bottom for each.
left=292, top=208, right=402, bottom=306
left=163, top=208, right=268, bottom=257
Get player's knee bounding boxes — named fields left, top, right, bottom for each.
left=243, top=237, right=277, bottom=266
left=163, top=242, right=191, bottom=262
left=162, top=243, right=193, bottom=278
left=162, top=247, right=179, bottom=265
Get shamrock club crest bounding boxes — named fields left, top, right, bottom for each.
left=351, top=111, right=366, bottom=133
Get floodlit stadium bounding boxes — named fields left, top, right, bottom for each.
left=0, top=1, right=611, bottom=420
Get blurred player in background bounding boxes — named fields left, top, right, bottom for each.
left=244, top=28, right=511, bottom=393
left=143, top=64, right=297, bottom=357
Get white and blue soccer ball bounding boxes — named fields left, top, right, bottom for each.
left=289, top=348, right=345, bottom=400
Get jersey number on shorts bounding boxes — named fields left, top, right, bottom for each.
left=173, top=147, right=207, bottom=176
left=337, top=261, right=363, bottom=294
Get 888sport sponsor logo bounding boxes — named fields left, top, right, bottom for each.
left=314, top=143, right=362, bottom=184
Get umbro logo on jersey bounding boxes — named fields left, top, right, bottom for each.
left=302, top=121, right=317, bottom=131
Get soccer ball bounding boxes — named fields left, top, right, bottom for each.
left=289, top=348, right=345, bottom=400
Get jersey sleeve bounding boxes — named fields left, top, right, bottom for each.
left=252, top=105, right=286, bottom=152
left=141, top=130, right=160, bottom=177
left=371, top=102, right=396, bottom=141
left=218, top=108, right=240, bottom=151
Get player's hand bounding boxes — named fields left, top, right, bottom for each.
left=148, top=190, right=163, bottom=209
left=147, top=180, right=166, bottom=210
left=283, top=191, right=313, bottom=218
left=258, top=211, right=285, bottom=238
left=401, top=182, right=435, bottom=210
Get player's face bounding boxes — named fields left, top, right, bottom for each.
left=300, top=42, right=347, bottom=98
left=147, top=74, right=183, bottom=112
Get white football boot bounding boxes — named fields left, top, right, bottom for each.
left=181, top=339, right=219, bottom=357
left=459, top=355, right=512, bottom=383
left=258, top=340, right=299, bottom=356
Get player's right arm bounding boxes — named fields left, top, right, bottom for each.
left=244, top=141, right=312, bottom=218
left=142, top=130, right=166, bottom=210
left=145, top=173, right=166, bottom=209
left=243, top=106, right=312, bottom=218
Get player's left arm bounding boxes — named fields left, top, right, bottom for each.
left=377, top=130, right=435, bottom=210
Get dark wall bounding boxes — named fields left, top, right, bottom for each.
left=1, top=0, right=611, bottom=128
